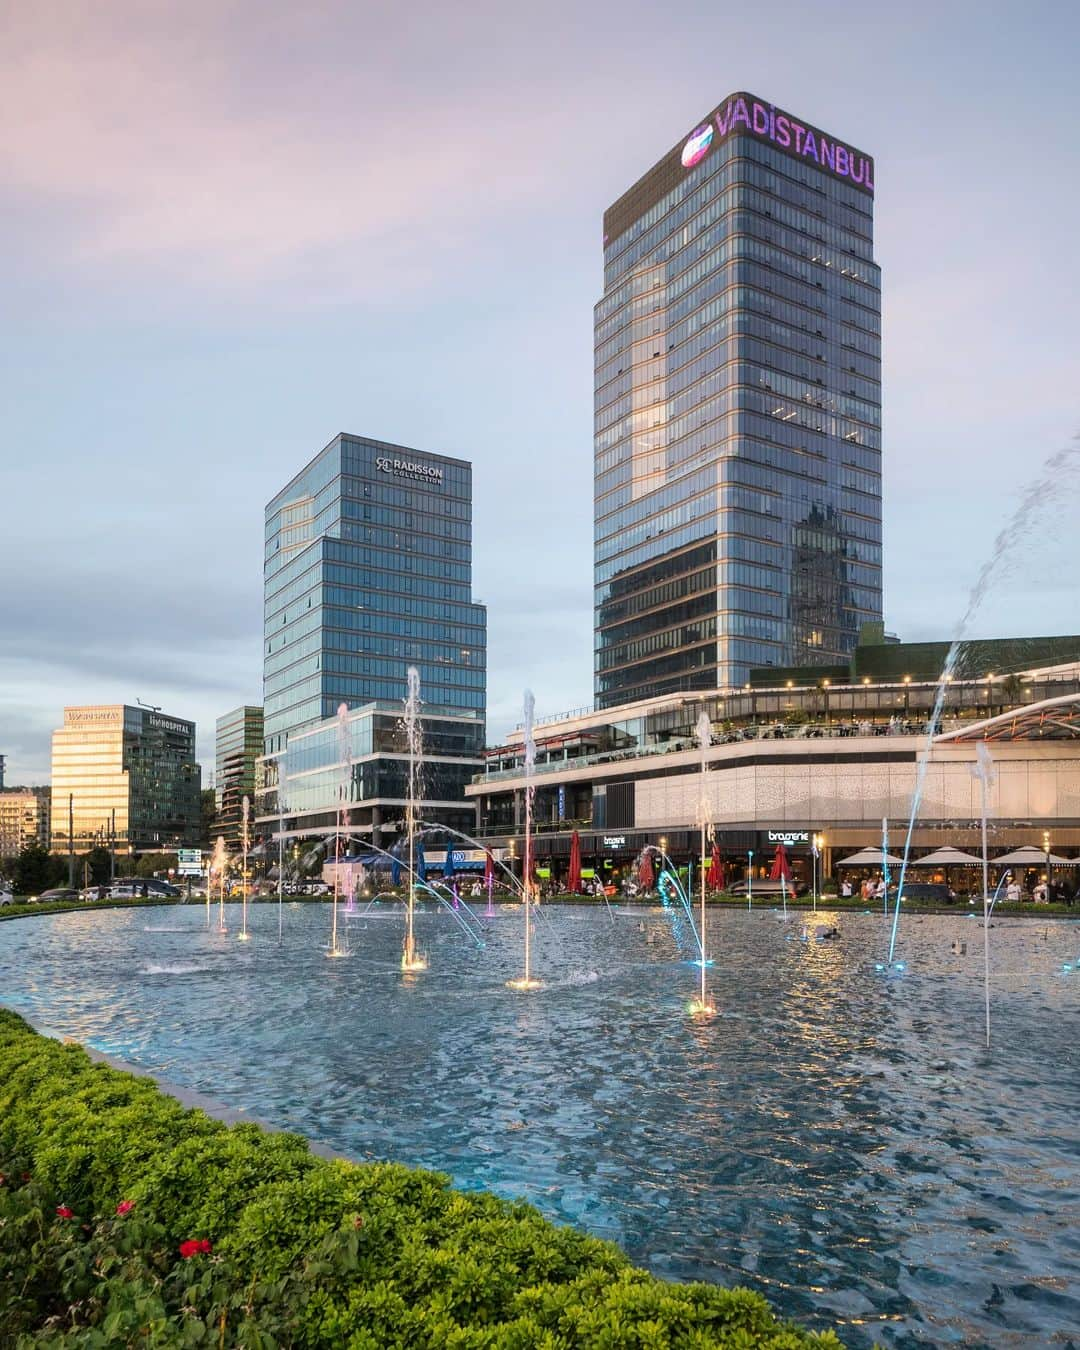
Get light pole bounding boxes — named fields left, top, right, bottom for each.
left=747, top=848, right=754, bottom=911
left=902, top=674, right=911, bottom=722
left=813, top=833, right=824, bottom=911
left=822, top=679, right=830, bottom=728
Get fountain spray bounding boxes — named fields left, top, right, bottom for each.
left=690, top=711, right=715, bottom=1016
left=213, top=834, right=228, bottom=932
left=277, top=752, right=287, bottom=944
left=972, top=743, right=996, bottom=1047
left=507, top=689, right=542, bottom=990
left=237, top=796, right=251, bottom=940
left=402, top=667, right=427, bottom=971
left=888, top=436, right=1080, bottom=969
left=328, top=703, right=350, bottom=957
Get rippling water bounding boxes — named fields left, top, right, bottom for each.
left=2, top=902, right=1078, bottom=1348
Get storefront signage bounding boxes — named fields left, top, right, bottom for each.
left=766, top=829, right=811, bottom=846
left=682, top=92, right=874, bottom=196
left=602, top=835, right=626, bottom=849
left=375, top=456, right=444, bottom=484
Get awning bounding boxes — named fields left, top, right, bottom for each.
left=836, top=847, right=904, bottom=867
left=992, top=845, right=1079, bottom=866
left=908, top=846, right=983, bottom=867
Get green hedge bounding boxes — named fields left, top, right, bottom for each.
left=0, top=1010, right=843, bottom=1347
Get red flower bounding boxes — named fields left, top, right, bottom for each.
left=56, top=1206, right=75, bottom=1220
left=21, top=1172, right=31, bottom=1182
left=179, top=1238, right=212, bottom=1259
left=116, top=1200, right=134, bottom=1216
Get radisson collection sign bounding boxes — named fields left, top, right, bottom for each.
left=375, top=455, right=444, bottom=485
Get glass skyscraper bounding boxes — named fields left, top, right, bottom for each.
left=263, top=433, right=486, bottom=755
left=258, top=433, right=486, bottom=847
left=594, top=91, right=881, bottom=707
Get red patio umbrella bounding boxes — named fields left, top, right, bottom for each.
left=638, top=850, right=655, bottom=891
left=769, top=842, right=793, bottom=896
left=706, top=842, right=723, bottom=890
left=568, top=830, right=582, bottom=894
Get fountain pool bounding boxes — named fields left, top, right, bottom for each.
left=1, top=904, right=1077, bottom=1348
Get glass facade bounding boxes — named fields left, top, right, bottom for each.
left=263, top=433, right=486, bottom=755
left=215, top=705, right=264, bottom=852
left=259, top=702, right=484, bottom=848
left=595, top=92, right=881, bottom=708
left=49, top=705, right=201, bottom=853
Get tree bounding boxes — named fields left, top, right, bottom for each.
left=80, top=847, right=112, bottom=887
left=14, top=842, right=52, bottom=895
left=135, top=852, right=178, bottom=879
left=200, top=789, right=217, bottom=850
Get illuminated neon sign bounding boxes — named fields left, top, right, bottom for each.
left=680, top=123, right=714, bottom=168
left=684, top=93, right=873, bottom=194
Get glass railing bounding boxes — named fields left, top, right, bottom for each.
left=474, top=717, right=951, bottom=785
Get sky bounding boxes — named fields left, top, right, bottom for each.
left=2, top=0, right=1078, bottom=785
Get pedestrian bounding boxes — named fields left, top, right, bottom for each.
left=841, top=879, right=852, bottom=898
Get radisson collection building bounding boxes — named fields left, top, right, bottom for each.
left=256, top=433, right=486, bottom=847
left=595, top=92, right=881, bottom=707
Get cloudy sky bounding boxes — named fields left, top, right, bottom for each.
left=2, top=0, right=1078, bottom=784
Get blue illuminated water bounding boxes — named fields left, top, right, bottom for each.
left=1, top=903, right=1078, bottom=1348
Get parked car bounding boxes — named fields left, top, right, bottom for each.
left=32, top=888, right=81, bottom=903
left=886, top=883, right=956, bottom=904
left=0, top=887, right=14, bottom=905
left=113, top=877, right=181, bottom=897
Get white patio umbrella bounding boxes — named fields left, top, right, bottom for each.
left=992, top=845, right=1079, bottom=866
left=836, top=847, right=904, bottom=867
left=908, top=846, right=983, bottom=867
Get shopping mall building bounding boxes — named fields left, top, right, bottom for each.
left=467, top=637, right=1080, bottom=888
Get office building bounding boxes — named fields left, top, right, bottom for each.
left=263, top=432, right=486, bottom=755
left=257, top=432, right=486, bottom=845
left=50, top=705, right=201, bottom=854
left=469, top=636, right=1080, bottom=881
left=595, top=91, right=881, bottom=707
left=0, top=789, right=50, bottom=859
left=215, top=705, right=264, bottom=852
left=264, top=698, right=484, bottom=850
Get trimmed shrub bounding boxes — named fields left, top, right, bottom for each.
left=0, top=1010, right=843, bottom=1347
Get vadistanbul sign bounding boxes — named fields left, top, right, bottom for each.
left=375, top=456, right=444, bottom=484
left=682, top=93, right=874, bottom=194
left=604, top=90, right=874, bottom=246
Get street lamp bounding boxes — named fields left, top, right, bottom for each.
left=813, top=833, right=825, bottom=911
left=902, top=674, right=912, bottom=720
left=821, top=678, right=830, bottom=727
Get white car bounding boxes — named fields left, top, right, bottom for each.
left=0, top=887, right=14, bottom=906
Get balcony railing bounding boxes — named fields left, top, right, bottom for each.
left=475, top=717, right=953, bottom=785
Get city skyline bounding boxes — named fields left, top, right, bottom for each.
left=3, top=0, right=1079, bottom=781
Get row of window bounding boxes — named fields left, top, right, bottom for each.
left=603, top=140, right=873, bottom=288
left=598, top=190, right=878, bottom=348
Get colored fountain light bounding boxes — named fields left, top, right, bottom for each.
left=326, top=704, right=351, bottom=959
left=401, top=667, right=427, bottom=973
left=507, top=689, right=542, bottom=991
left=681, top=122, right=714, bottom=168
